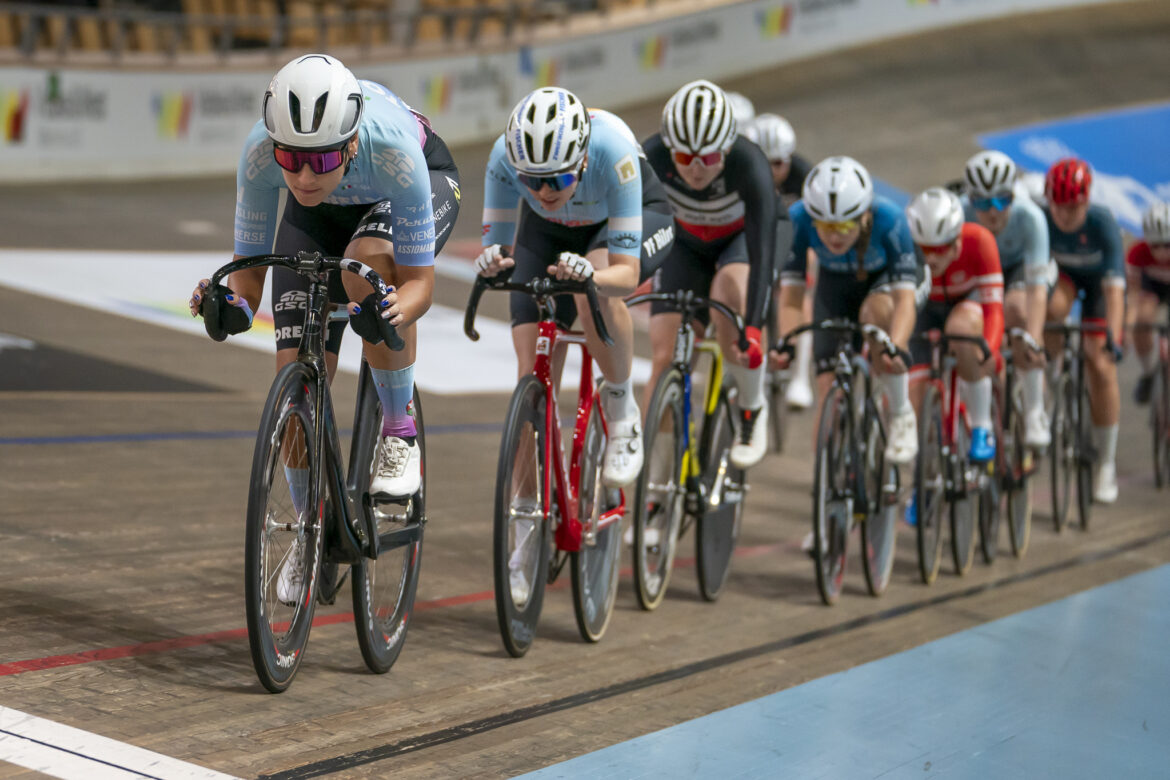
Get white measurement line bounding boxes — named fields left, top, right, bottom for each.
left=0, top=706, right=239, bottom=780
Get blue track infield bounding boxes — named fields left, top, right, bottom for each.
left=521, top=565, right=1170, bottom=779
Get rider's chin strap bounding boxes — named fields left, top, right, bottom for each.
left=854, top=212, right=873, bottom=282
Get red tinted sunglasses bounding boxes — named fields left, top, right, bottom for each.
left=672, top=150, right=724, bottom=167
left=920, top=242, right=956, bottom=256
left=273, top=144, right=348, bottom=174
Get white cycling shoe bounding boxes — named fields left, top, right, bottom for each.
left=730, top=405, right=768, bottom=469
left=786, top=378, right=814, bottom=410
left=603, top=418, right=643, bottom=488
left=370, top=435, right=421, bottom=498
left=885, top=406, right=918, bottom=465
left=1025, top=407, right=1051, bottom=449
left=276, top=538, right=306, bottom=606
left=1093, top=462, right=1118, bottom=504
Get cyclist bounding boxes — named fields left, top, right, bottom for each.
left=746, top=112, right=815, bottom=409
left=775, top=156, right=921, bottom=465
left=962, top=150, right=1051, bottom=447
left=725, top=91, right=756, bottom=124
left=907, top=187, right=1004, bottom=462
left=1043, top=157, right=1125, bottom=503
left=475, top=87, right=675, bottom=489
left=642, top=79, right=777, bottom=469
left=1128, top=201, right=1170, bottom=404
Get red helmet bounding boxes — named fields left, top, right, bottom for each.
left=1046, top=158, right=1092, bottom=205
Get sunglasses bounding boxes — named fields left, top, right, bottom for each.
left=813, top=218, right=861, bottom=235
left=919, top=241, right=957, bottom=256
left=273, top=144, right=348, bottom=174
left=972, top=192, right=1014, bottom=211
left=1150, top=242, right=1170, bottom=251
left=516, top=169, right=581, bottom=192
left=672, top=150, right=724, bottom=167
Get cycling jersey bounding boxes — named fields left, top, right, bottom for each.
left=235, top=79, right=437, bottom=267
left=961, top=187, right=1048, bottom=289
left=1047, top=203, right=1124, bottom=321
left=784, top=196, right=919, bottom=286
left=1127, top=240, right=1170, bottom=303
left=642, top=134, right=777, bottom=328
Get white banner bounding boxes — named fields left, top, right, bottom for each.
left=0, top=0, right=1125, bottom=182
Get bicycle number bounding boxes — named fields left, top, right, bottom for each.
left=536, top=336, right=551, bottom=355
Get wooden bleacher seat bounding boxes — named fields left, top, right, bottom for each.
left=181, top=0, right=215, bottom=52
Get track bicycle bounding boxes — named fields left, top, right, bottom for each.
left=465, top=271, right=624, bottom=657
left=625, top=289, right=749, bottom=609
left=202, top=251, right=425, bottom=693
left=915, top=330, right=993, bottom=584
left=764, top=301, right=790, bottom=454
left=1045, top=321, right=1117, bottom=532
left=776, top=319, right=901, bottom=605
left=991, top=327, right=1044, bottom=561
left=1135, top=322, right=1170, bottom=487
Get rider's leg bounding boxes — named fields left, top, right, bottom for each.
left=1044, top=276, right=1076, bottom=368
left=711, top=261, right=769, bottom=468
left=946, top=302, right=996, bottom=461
left=1007, top=283, right=1050, bottom=446
left=860, top=289, right=917, bottom=464
left=1132, top=290, right=1161, bottom=404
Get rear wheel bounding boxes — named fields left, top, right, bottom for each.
left=1003, top=376, right=1033, bottom=558
left=915, top=383, right=946, bottom=585
left=695, top=382, right=745, bottom=601
left=767, top=369, right=789, bottom=453
left=1074, top=380, right=1093, bottom=531
left=633, top=369, right=685, bottom=611
left=860, top=398, right=898, bottom=597
left=950, top=420, right=978, bottom=576
left=1049, top=374, right=1074, bottom=532
left=245, top=362, right=324, bottom=693
left=812, top=385, right=851, bottom=605
left=571, top=400, right=623, bottom=642
left=493, top=376, right=551, bottom=658
left=978, top=393, right=1003, bottom=565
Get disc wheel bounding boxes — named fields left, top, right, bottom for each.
left=915, top=383, right=946, bottom=585
left=695, top=382, right=745, bottom=602
left=860, top=399, right=898, bottom=597
left=812, top=385, right=851, bottom=605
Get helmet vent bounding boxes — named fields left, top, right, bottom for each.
left=310, top=94, right=328, bottom=133
left=289, top=93, right=302, bottom=133
left=541, top=133, right=553, bottom=162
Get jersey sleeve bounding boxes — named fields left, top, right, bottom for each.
left=971, top=229, right=1005, bottom=354
left=1126, top=242, right=1147, bottom=289
left=601, top=141, right=644, bottom=259
left=482, top=135, right=522, bottom=248
left=233, top=122, right=285, bottom=256
left=736, top=140, right=777, bottom=328
left=883, top=214, right=921, bottom=288
left=781, top=202, right=810, bottom=286
left=1098, top=209, right=1126, bottom=286
left=1019, top=199, right=1051, bottom=287
left=367, top=133, right=435, bottom=267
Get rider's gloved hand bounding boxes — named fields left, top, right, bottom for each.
left=742, top=325, right=764, bottom=369
left=192, top=279, right=253, bottom=339
left=475, top=244, right=513, bottom=278
left=1108, top=341, right=1124, bottom=363
left=347, top=292, right=390, bottom=345
left=548, top=251, right=594, bottom=282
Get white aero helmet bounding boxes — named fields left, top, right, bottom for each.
left=802, top=156, right=873, bottom=222
left=906, top=187, right=965, bottom=246
left=505, top=87, right=591, bottom=175
left=749, top=113, right=796, bottom=162
left=263, top=54, right=363, bottom=149
left=964, top=150, right=1017, bottom=197
left=662, top=79, right=737, bottom=156
left=1143, top=201, right=1170, bottom=244
left=725, top=91, right=756, bottom=123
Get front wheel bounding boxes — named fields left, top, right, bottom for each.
left=950, top=420, right=979, bottom=576
left=1049, top=375, right=1074, bottom=532
left=978, top=393, right=1003, bottom=565
left=1003, top=377, right=1033, bottom=558
left=812, top=385, right=851, bottom=605
left=915, top=383, right=946, bottom=585
left=860, top=398, right=898, bottom=597
left=244, top=362, right=325, bottom=693
left=1074, top=381, right=1093, bottom=531
left=695, top=382, right=745, bottom=601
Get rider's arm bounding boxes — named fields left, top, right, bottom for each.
left=884, top=215, right=921, bottom=350
left=737, top=140, right=778, bottom=329
left=482, top=136, right=523, bottom=249
left=1099, top=209, right=1127, bottom=345
left=972, top=228, right=1005, bottom=355
left=228, top=123, right=285, bottom=312
left=1018, top=198, right=1050, bottom=343
left=778, top=203, right=810, bottom=338
left=594, top=141, right=645, bottom=296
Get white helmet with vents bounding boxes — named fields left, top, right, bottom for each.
left=748, top=113, right=796, bottom=162
left=725, top=91, right=756, bottom=123
left=964, top=150, right=1017, bottom=197
left=906, top=187, right=965, bottom=246
left=802, top=156, right=874, bottom=222
left=505, top=87, right=591, bottom=175
left=661, top=79, right=737, bottom=156
left=263, top=54, right=363, bottom=149
left=1143, top=201, right=1170, bottom=244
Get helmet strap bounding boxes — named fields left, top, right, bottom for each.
left=853, top=212, right=873, bottom=282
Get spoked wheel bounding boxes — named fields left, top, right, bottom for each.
left=767, top=369, right=789, bottom=453
left=812, top=386, right=851, bottom=605
left=695, top=382, right=745, bottom=602
left=915, top=383, right=946, bottom=585
left=493, top=375, right=551, bottom=658
left=950, top=421, right=979, bottom=576
left=352, top=384, right=425, bottom=674
left=1049, top=375, right=1074, bottom=532
left=571, top=399, right=623, bottom=642
left=245, top=362, right=325, bottom=693
left=1003, top=379, right=1033, bottom=558
left=633, top=370, right=685, bottom=611
left=1074, top=384, right=1093, bottom=531
left=860, top=398, right=898, bottom=597
left=978, top=394, right=1003, bottom=565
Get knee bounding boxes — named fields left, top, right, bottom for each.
left=859, top=293, right=892, bottom=326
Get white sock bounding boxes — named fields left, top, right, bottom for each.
left=1023, top=368, right=1044, bottom=416
left=793, top=331, right=813, bottom=384
left=1094, top=423, right=1119, bottom=467
left=960, top=377, right=993, bottom=429
left=603, top=376, right=638, bottom=422
left=284, top=466, right=310, bottom=518
left=727, top=363, right=766, bottom=410
left=1138, top=346, right=1157, bottom=374
left=882, top=371, right=911, bottom=414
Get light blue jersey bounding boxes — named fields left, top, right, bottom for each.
left=233, top=80, right=436, bottom=266
left=481, top=109, right=644, bottom=257
left=962, top=186, right=1049, bottom=286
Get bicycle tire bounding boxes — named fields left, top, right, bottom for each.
left=950, top=419, right=978, bottom=576
left=493, top=375, right=552, bottom=658
left=1153, top=369, right=1165, bottom=489
left=916, top=383, right=946, bottom=585
left=695, top=382, right=745, bottom=602
left=571, top=399, right=623, bottom=642
left=767, top=369, right=789, bottom=454
left=860, top=397, right=897, bottom=597
left=244, top=361, right=325, bottom=693
left=812, top=385, right=851, bottom=605
left=1004, top=377, right=1032, bottom=558
left=632, top=368, right=686, bottom=611
left=978, top=393, right=1003, bottom=565
left=1074, top=378, right=1093, bottom=531
left=352, top=384, right=425, bottom=674
left=1049, top=374, right=1074, bottom=532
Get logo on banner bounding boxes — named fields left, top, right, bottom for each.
left=422, top=75, right=451, bottom=114
left=3, top=90, right=29, bottom=144
left=518, top=47, right=560, bottom=87
left=637, top=36, right=666, bottom=70
left=756, top=5, right=793, bottom=37
left=153, top=92, right=193, bottom=139
left=906, top=0, right=938, bottom=5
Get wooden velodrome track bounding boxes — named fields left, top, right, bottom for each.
left=2, top=3, right=1170, bottom=777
